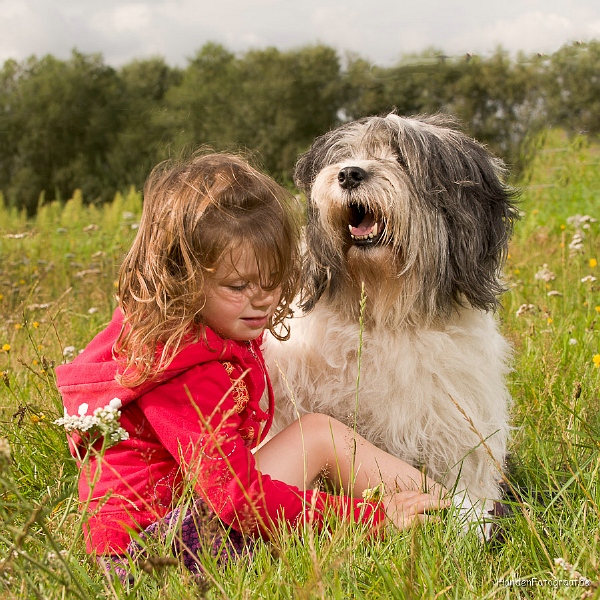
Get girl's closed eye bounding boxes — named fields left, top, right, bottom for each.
left=227, top=282, right=249, bottom=292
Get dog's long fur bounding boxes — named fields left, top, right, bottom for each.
left=265, top=113, right=519, bottom=515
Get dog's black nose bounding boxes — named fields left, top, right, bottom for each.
left=338, top=166, right=367, bottom=190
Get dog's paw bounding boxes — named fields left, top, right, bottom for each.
left=482, top=499, right=513, bottom=546
left=451, top=493, right=512, bottom=543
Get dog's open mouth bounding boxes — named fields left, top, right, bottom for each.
left=347, top=203, right=385, bottom=246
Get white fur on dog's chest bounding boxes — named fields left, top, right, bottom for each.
left=266, top=302, right=511, bottom=501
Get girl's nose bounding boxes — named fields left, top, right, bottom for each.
left=251, top=285, right=278, bottom=307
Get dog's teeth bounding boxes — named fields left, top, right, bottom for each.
left=372, top=222, right=379, bottom=237
left=348, top=224, right=353, bottom=233
left=368, top=233, right=373, bottom=239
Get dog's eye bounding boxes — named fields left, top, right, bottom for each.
left=396, top=153, right=408, bottom=169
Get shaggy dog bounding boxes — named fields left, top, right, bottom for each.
left=265, top=113, right=519, bottom=528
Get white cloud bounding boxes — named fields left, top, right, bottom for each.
left=0, top=0, right=598, bottom=66
left=447, top=11, right=600, bottom=57
left=111, top=4, right=153, bottom=34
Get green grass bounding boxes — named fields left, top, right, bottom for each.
left=0, top=131, right=599, bottom=598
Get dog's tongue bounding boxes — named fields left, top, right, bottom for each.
left=350, top=212, right=376, bottom=236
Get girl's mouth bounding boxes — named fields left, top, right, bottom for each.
left=241, top=315, right=269, bottom=328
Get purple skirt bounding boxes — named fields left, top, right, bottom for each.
left=98, top=497, right=253, bottom=583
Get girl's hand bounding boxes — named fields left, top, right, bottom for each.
left=382, top=490, right=450, bottom=530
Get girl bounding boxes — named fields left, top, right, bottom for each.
left=56, top=153, right=447, bottom=580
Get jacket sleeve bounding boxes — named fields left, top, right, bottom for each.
left=138, top=363, right=385, bottom=538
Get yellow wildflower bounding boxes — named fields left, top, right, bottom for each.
left=547, top=317, right=553, bottom=325
left=593, top=354, right=600, bottom=368
left=32, top=321, right=40, bottom=328
left=14, top=323, right=22, bottom=330
left=595, top=306, right=600, bottom=313
left=590, top=258, right=598, bottom=268
left=1, top=344, right=10, bottom=352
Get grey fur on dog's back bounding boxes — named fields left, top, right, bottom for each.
left=266, top=113, right=519, bottom=520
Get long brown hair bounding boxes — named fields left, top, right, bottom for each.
left=114, top=151, right=301, bottom=387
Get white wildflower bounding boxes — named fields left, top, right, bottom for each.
left=547, top=290, right=562, bottom=297
left=568, top=232, right=585, bottom=255
left=516, top=303, right=536, bottom=317
left=567, top=215, right=597, bottom=257
left=566, top=214, right=597, bottom=228
left=108, top=398, right=122, bottom=410
left=88, top=307, right=99, bottom=314
left=54, top=398, right=129, bottom=447
left=581, top=275, right=597, bottom=283
left=63, top=346, right=76, bottom=357
left=534, top=264, right=556, bottom=282
left=569, top=338, right=578, bottom=345
left=362, top=481, right=386, bottom=502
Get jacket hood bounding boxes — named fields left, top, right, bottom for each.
left=55, top=309, right=234, bottom=417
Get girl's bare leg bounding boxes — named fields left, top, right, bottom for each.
left=255, top=413, right=445, bottom=500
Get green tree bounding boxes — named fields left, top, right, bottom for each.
left=162, top=43, right=343, bottom=180
left=342, top=47, right=547, bottom=171
left=0, top=59, right=20, bottom=196
left=342, top=48, right=463, bottom=119
left=235, top=44, right=342, bottom=177
left=108, top=57, right=182, bottom=191
left=160, top=42, right=240, bottom=155
left=545, top=41, right=600, bottom=136
left=1, top=51, right=124, bottom=214
left=446, top=48, right=545, bottom=168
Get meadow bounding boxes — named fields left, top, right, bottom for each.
left=0, top=130, right=599, bottom=599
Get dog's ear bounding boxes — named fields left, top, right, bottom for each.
left=294, top=130, right=340, bottom=312
left=293, top=150, right=315, bottom=195
left=439, top=139, right=520, bottom=312
left=298, top=201, right=340, bottom=313
left=299, top=252, right=329, bottom=313
left=294, top=126, right=342, bottom=193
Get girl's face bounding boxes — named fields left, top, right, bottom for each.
left=200, top=248, right=282, bottom=341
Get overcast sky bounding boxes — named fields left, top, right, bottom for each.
left=1, top=0, right=599, bottom=68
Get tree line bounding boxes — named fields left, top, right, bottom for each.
left=0, top=40, right=598, bottom=214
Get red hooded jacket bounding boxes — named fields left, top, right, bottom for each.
left=55, top=309, right=385, bottom=554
